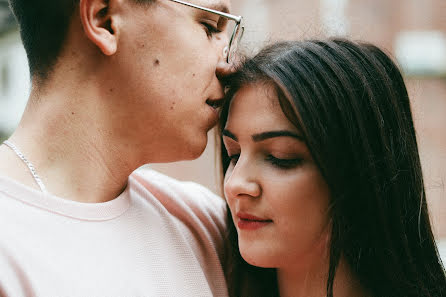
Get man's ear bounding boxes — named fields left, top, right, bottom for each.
left=80, top=0, right=119, bottom=56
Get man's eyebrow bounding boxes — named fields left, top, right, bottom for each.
left=252, top=130, right=304, bottom=142
left=222, top=129, right=237, bottom=141
left=207, top=3, right=230, bottom=13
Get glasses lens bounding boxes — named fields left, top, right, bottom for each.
left=227, top=22, right=244, bottom=63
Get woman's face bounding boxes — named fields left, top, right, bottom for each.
left=223, top=83, right=331, bottom=269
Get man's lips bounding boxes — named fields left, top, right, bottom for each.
left=236, top=212, right=273, bottom=230
left=206, top=98, right=225, bottom=110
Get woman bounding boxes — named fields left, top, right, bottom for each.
left=219, top=39, right=446, bottom=297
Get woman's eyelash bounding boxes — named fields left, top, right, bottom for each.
left=266, top=155, right=303, bottom=169
left=227, top=153, right=302, bottom=170
left=228, top=154, right=240, bottom=164
left=202, top=23, right=221, bottom=37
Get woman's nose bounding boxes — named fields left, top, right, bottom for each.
left=224, top=159, right=261, bottom=199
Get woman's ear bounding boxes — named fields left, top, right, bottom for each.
left=79, top=0, right=120, bottom=55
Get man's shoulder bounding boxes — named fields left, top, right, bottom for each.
left=0, top=174, right=36, bottom=211
left=129, top=168, right=226, bottom=229
left=129, top=167, right=228, bottom=252
left=130, top=167, right=225, bottom=209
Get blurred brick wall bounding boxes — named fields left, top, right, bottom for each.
left=151, top=0, right=446, bottom=239
left=347, top=0, right=446, bottom=238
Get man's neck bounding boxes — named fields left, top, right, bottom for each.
left=0, top=86, right=137, bottom=203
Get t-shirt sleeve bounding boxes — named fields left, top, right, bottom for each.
left=131, top=168, right=227, bottom=243
left=0, top=246, right=35, bottom=297
left=131, top=168, right=229, bottom=294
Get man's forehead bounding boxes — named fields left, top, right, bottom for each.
left=195, top=0, right=231, bottom=13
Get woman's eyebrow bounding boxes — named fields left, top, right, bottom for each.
left=252, top=130, right=304, bottom=142
left=223, top=129, right=304, bottom=142
left=222, top=129, right=238, bottom=141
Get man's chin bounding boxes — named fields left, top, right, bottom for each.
left=181, top=140, right=208, bottom=161
left=152, top=139, right=208, bottom=163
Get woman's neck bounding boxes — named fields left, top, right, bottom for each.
left=277, top=256, right=368, bottom=297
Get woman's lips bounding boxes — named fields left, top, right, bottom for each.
left=236, top=212, right=273, bottom=230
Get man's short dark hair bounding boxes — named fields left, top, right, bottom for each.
left=9, top=0, right=78, bottom=80
left=9, top=0, right=154, bottom=81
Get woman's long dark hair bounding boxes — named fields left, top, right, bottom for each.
left=219, top=39, right=446, bottom=297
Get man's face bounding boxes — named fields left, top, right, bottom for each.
left=105, top=0, right=232, bottom=163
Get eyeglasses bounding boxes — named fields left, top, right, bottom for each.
left=166, top=0, right=244, bottom=63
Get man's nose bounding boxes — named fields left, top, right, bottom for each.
left=224, top=158, right=261, bottom=200
left=216, top=59, right=236, bottom=79
left=207, top=51, right=230, bottom=101
left=215, top=35, right=236, bottom=79
left=215, top=37, right=236, bottom=93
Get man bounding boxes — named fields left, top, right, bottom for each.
left=0, top=0, right=243, bottom=295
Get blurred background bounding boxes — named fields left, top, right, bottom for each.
left=0, top=0, right=445, bottom=258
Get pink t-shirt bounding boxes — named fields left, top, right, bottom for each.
left=0, top=168, right=228, bottom=297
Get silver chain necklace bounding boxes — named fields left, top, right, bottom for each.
left=3, top=140, right=48, bottom=193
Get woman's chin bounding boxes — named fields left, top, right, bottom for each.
left=240, top=249, right=278, bottom=268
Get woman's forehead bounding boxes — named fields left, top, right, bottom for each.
left=226, top=83, right=299, bottom=133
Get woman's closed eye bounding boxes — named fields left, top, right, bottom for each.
left=266, top=155, right=303, bottom=170
left=227, top=152, right=303, bottom=170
